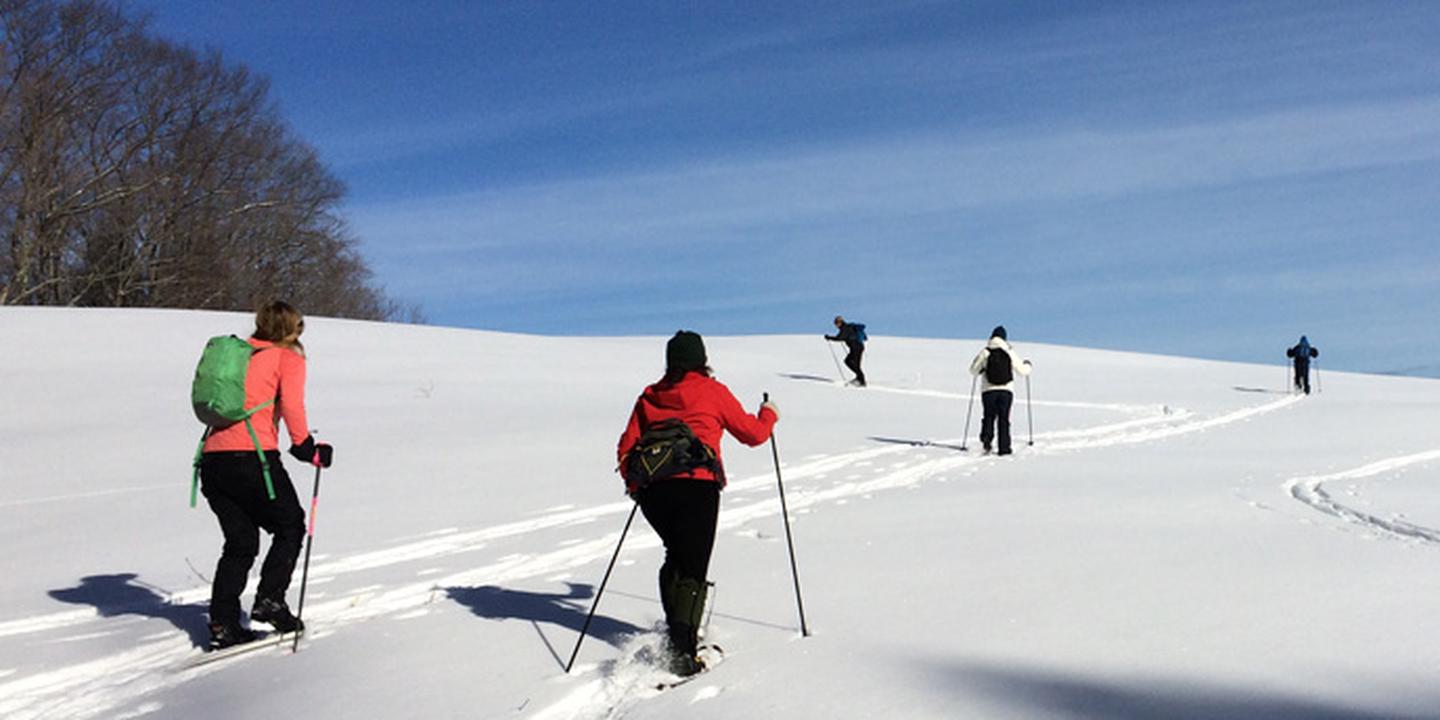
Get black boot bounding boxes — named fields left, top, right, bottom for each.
left=666, top=623, right=704, bottom=676
left=657, top=563, right=677, bottom=622
left=208, top=621, right=257, bottom=650
left=662, top=576, right=708, bottom=676
left=251, top=596, right=304, bottom=633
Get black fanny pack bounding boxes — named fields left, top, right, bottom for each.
left=624, top=419, right=719, bottom=493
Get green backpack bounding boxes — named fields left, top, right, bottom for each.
left=190, top=335, right=277, bottom=506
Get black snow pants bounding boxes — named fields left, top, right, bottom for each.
left=200, top=451, right=305, bottom=626
left=844, top=342, right=866, bottom=386
left=980, top=389, right=1015, bottom=455
left=1293, top=360, right=1311, bottom=394
left=637, top=479, right=720, bottom=653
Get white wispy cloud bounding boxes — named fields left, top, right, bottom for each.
left=352, top=95, right=1440, bottom=261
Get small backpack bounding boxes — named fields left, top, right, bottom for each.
left=853, top=323, right=867, bottom=343
left=189, top=335, right=277, bottom=506
left=984, top=347, right=1013, bottom=385
left=623, top=419, right=718, bottom=494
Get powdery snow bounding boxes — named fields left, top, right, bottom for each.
left=2, top=307, right=1439, bottom=719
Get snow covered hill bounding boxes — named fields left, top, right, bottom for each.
left=2, top=307, right=1439, bottom=720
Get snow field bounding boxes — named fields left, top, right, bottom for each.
left=2, top=307, right=1439, bottom=719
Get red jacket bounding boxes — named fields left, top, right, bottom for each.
left=617, top=372, right=777, bottom=492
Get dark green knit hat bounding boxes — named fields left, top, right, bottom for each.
left=666, top=330, right=707, bottom=372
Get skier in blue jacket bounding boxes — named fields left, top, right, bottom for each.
left=1286, top=336, right=1320, bottom=394
left=825, top=316, right=867, bottom=387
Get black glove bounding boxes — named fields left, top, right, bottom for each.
left=289, top=435, right=334, bottom=468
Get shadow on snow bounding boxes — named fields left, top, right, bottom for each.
left=446, top=583, right=646, bottom=668
left=48, top=572, right=211, bottom=648
left=778, top=372, right=839, bottom=384
left=942, top=661, right=1440, bottom=720
left=1233, top=386, right=1290, bottom=395
left=869, top=435, right=969, bottom=452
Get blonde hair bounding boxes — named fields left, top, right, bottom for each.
left=253, top=300, right=305, bottom=353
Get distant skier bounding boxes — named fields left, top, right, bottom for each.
left=824, top=315, right=868, bottom=387
left=196, top=301, right=333, bottom=649
left=1286, top=336, right=1320, bottom=394
left=968, top=326, right=1032, bottom=455
left=617, top=331, right=778, bottom=676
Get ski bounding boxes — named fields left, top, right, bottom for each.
left=653, top=644, right=725, bottom=691
left=184, top=631, right=301, bottom=669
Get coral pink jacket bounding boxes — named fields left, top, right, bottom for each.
left=203, top=338, right=309, bottom=452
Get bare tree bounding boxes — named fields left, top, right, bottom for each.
left=0, top=0, right=416, bottom=321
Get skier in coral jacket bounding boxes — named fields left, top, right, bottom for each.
left=199, top=301, right=333, bottom=649
left=616, top=331, right=778, bottom=676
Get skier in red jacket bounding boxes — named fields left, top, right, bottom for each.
left=617, top=331, right=778, bottom=675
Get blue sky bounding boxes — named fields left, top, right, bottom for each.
left=131, top=1, right=1440, bottom=374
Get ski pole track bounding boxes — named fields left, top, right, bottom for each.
left=1283, top=449, right=1440, bottom=544
left=1036, top=394, right=1301, bottom=452
left=0, top=392, right=1303, bottom=720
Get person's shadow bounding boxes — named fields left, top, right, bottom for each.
left=446, top=583, right=646, bottom=668
left=49, top=573, right=211, bottom=648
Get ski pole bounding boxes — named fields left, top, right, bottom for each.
left=1025, top=374, right=1035, bottom=447
left=764, top=393, right=809, bottom=637
left=565, top=502, right=639, bottom=673
left=1314, top=358, right=1321, bottom=394
left=292, top=452, right=325, bottom=653
left=960, top=374, right=978, bottom=451
left=825, top=339, right=846, bottom=383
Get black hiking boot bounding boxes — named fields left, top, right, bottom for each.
left=208, top=622, right=257, bottom=650
left=250, top=596, right=304, bottom=633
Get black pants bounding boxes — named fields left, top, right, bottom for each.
left=638, top=479, right=719, bottom=585
left=1293, top=361, right=1311, bottom=394
left=637, top=480, right=719, bottom=626
left=200, top=451, right=305, bottom=625
left=980, top=390, right=1015, bottom=454
left=844, top=343, right=866, bottom=385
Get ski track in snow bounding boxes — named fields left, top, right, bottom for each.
left=826, top=380, right=1161, bottom=415
left=0, top=392, right=1306, bottom=720
left=1283, top=449, right=1440, bottom=543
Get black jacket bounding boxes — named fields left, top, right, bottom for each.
left=825, top=323, right=865, bottom=350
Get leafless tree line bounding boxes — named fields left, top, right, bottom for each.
left=1, top=0, right=418, bottom=321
